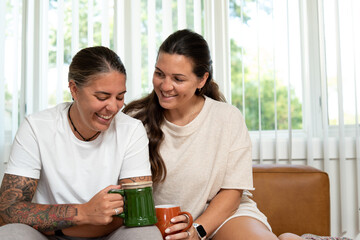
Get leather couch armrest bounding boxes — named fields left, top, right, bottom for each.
left=252, top=164, right=330, bottom=236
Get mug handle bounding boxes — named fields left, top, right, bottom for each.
left=108, top=189, right=125, bottom=218
left=178, top=211, right=193, bottom=232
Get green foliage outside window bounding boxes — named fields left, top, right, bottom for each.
left=3, top=0, right=303, bottom=132
left=229, top=0, right=303, bottom=131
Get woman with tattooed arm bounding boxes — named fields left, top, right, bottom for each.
left=0, top=46, right=162, bottom=240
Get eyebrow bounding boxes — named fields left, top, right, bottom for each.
left=94, top=90, right=127, bottom=96
left=155, top=67, right=186, bottom=77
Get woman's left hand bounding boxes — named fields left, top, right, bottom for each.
left=164, top=215, right=200, bottom=240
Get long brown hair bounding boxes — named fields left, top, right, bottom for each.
left=123, top=29, right=225, bottom=183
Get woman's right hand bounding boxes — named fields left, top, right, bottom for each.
left=76, top=185, right=124, bottom=225
left=163, top=215, right=199, bottom=240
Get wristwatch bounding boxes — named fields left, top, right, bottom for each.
left=193, top=223, right=207, bottom=239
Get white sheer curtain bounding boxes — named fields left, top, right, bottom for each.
left=231, top=0, right=359, bottom=238
left=0, top=0, right=228, bottom=177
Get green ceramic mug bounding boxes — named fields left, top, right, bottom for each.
left=108, top=181, right=158, bottom=227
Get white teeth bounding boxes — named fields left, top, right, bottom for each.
left=98, top=114, right=112, bottom=120
left=162, top=92, right=174, bottom=97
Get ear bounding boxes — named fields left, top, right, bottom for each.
left=198, top=72, right=209, bottom=89
left=68, top=80, right=78, bottom=101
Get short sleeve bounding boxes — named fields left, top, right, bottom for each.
left=119, top=121, right=151, bottom=179
left=221, top=108, right=254, bottom=190
left=5, top=118, right=42, bottom=179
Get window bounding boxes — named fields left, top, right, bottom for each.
left=229, top=0, right=303, bottom=132
left=229, top=0, right=360, bottom=134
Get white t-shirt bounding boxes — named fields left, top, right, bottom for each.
left=153, top=97, right=270, bottom=233
left=6, top=102, right=151, bottom=204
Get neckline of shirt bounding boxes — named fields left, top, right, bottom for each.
left=163, top=96, right=212, bottom=136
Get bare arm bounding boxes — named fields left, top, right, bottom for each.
left=195, top=189, right=242, bottom=237
left=166, top=189, right=242, bottom=239
left=118, top=175, right=152, bottom=184
left=0, top=174, right=78, bottom=232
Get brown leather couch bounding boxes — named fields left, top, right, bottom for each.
left=252, top=164, right=330, bottom=237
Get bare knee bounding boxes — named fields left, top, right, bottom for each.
left=278, top=232, right=304, bottom=240
left=213, top=216, right=278, bottom=240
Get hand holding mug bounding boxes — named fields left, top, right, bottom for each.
left=79, top=185, right=124, bottom=225
left=155, top=205, right=193, bottom=239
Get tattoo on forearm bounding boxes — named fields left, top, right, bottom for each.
left=121, top=176, right=152, bottom=183
left=0, top=174, right=77, bottom=232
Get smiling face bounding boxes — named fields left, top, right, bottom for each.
left=69, top=70, right=126, bottom=137
left=153, top=52, right=207, bottom=114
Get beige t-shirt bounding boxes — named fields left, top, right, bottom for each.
left=153, top=96, right=255, bottom=220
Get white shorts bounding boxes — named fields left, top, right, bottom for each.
left=209, top=191, right=272, bottom=239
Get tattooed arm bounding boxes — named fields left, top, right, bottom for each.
left=118, top=175, right=152, bottom=184
left=0, top=174, right=130, bottom=237
left=0, top=174, right=77, bottom=232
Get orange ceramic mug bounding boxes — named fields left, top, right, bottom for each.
left=155, top=204, right=193, bottom=239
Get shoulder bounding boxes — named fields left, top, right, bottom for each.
left=205, top=97, right=244, bottom=122
left=203, top=97, right=248, bottom=136
left=14, top=103, right=70, bottom=145
left=113, top=112, right=148, bottom=142
left=205, top=98, right=251, bottom=148
left=27, top=102, right=70, bottom=122
left=23, top=103, right=70, bottom=130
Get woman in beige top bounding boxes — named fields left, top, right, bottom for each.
left=123, top=29, right=303, bottom=240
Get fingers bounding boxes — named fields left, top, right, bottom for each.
left=113, top=208, right=121, bottom=215
left=80, top=185, right=125, bottom=225
left=103, top=185, right=121, bottom=193
left=103, top=186, right=124, bottom=217
left=105, top=195, right=124, bottom=214
left=104, top=185, right=124, bottom=202
left=164, top=215, right=195, bottom=239
left=164, top=229, right=193, bottom=240
left=164, top=222, right=193, bottom=240
left=165, top=222, right=191, bottom=233
left=165, top=215, right=191, bottom=233
left=170, top=215, right=189, bottom=224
